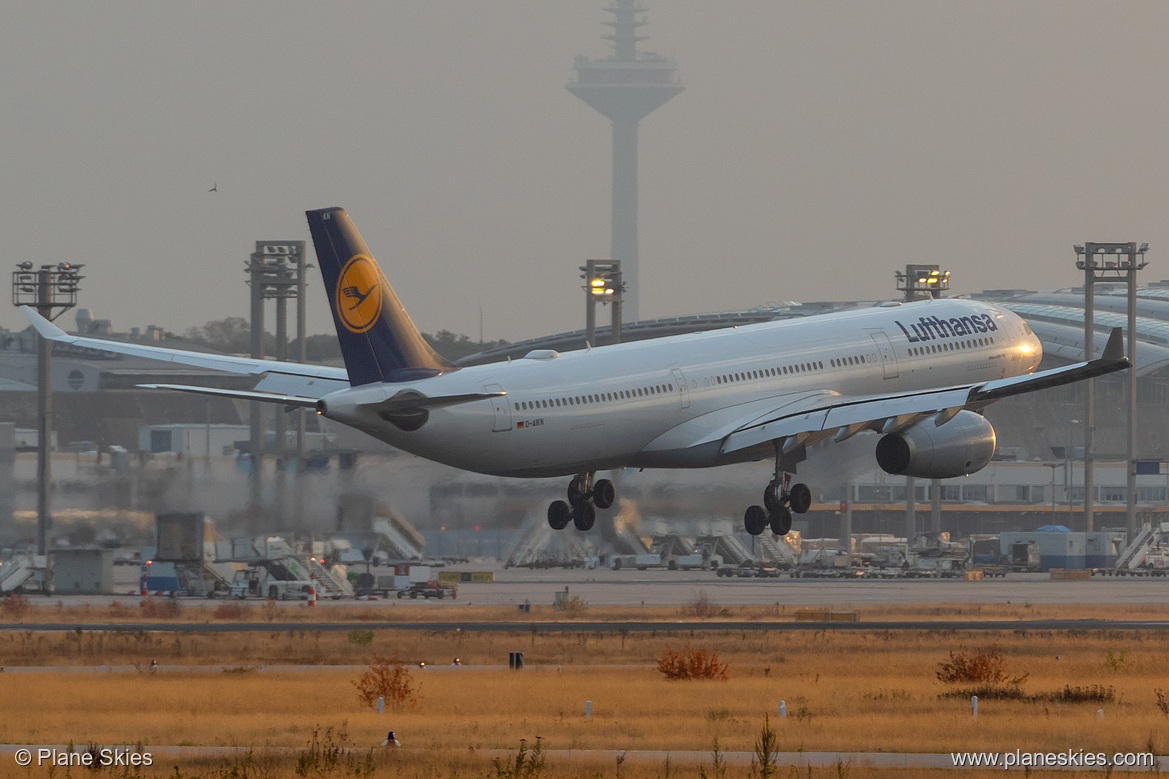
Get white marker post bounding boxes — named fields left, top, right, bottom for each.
left=585, top=701, right=591, bottom=718
left=971, top=695, right=978, bottom=719
left=778, top=700, right=786, bottom=718
left=377, top=697, right=384, bottom=715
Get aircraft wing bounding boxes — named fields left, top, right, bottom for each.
left=20, top=305, right=350, bottom=395
left=718, top=326, right=1130, bottom=457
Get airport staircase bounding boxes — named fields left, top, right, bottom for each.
left=651, top=535, right=697, bottom=557
left=1116, top=522, right=1155, bottom=570
left=506, top=516, right=596, bottom=567
left=173, top=560, right=235, bottom=597
left=506, top=519, right=552, bottom=567
left=0, top=554, right=45, bottom=593
left=757, top=534, right=798, bottom=567
left=610, top=524, right=649, bottom=556
left=373, top=519, right=423, bottom=561
left=699, top=534, right=754, bottom=565
left=304, top=556, right=353, bottom=598
left=174, top=562, right=208, bottom=596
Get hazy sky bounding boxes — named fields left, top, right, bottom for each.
left=3, top=2, right=1169, bottom=345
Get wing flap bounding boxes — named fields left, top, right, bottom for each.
left=720, top=386, right=972, bottom=456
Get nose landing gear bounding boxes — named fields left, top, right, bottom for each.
left=547, top=472, right=615, bottom=532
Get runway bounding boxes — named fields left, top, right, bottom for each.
left=3, top=618, right=1169, bottom=633
left=37, top=568, right=1169, bottom=609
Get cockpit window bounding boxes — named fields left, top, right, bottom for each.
left=1022, top=322, right=1033, bottom=335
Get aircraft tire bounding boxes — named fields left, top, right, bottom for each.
left=744, top=505, right=768, bottom=536
left=548, top=500, right=571, bottom=530
left=573, top=502, right=596, bottom=532
left=593, top=479, right=615, bottom=509
left=789, top=483, right=812, bottom=514
left=770, top=506, right=793, bottom=536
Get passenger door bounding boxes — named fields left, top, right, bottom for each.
left=484, top=383, right=512, bottom=432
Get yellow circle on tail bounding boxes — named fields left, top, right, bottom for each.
left=335, top=255, right=384, bottom=333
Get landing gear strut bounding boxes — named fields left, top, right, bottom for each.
left=743, top=444, right=812, bottom=537
left=548, top=472, right=615, bottom=532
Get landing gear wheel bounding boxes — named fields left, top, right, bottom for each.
left=573, top=502, right=596, bottom=532
left=548, top=500, right=571, bottom=530
left=593, top=479, right=615, bottom=510
left=744, top=505, right=768, bottom=536
left=788, top=483, right=812, bottom=514
left=769, top=506, right=792, bottom=536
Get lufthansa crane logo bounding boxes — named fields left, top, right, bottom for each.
left=335, top=254, right=384, bottom=333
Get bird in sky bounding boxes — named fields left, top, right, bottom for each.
left=208, top=183, right=217, bottom=192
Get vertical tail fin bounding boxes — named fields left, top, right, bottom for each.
left=306, top=207, right=457, bottom=385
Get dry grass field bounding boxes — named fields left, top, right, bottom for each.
left=2, top=623, right=1168, bottom=777
left=6, top=596, right=1169, bottom=626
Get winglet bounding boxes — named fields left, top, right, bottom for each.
left=19, top=306, right=70, bottom=341
left=1101, top=326, right=1124, bottom=362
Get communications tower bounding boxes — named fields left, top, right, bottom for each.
left=568, top=0, right=682, bottom=322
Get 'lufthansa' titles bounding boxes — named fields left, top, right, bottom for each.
left=894, top=314, right=997, bottom=343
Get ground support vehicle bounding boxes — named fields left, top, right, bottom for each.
left=396, top=580, right=457, bottom=599
left=227, top=566, right=313, bottom=600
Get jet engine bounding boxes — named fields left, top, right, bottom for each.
left=875, top=410, right=996, bottom=479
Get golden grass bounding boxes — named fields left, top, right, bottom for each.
left=3, top=628, right=1168, bottom=761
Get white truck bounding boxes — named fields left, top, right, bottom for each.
left=611, top=553, right=664, bottom=571
left=228, top=566, right=314, bottom=600
left=664, top=552, right=721, bottom=571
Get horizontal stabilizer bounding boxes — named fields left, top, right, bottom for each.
left=136, top=384, right=320, bottom=408
left=365, top=391, right=504, bottom=413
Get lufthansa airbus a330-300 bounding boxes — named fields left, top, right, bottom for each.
left=24, top=208, right=1129, bottom=537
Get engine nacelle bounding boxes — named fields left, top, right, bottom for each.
left=875, top=410, right=996, bottom=479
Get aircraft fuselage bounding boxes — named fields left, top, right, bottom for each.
left=319, top=298, right=1041, bottom=478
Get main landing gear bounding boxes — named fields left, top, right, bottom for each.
left=548, top=472, right=615, bottom=532
left=744, top=444, right=812, bottom=537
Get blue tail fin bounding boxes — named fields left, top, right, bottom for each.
left=306, top=207, right=457, bottom=386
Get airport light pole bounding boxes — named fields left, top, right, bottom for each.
left=894, top=265, right=950, bottom=540
left=894, top=265, right=950, bottom=302
left=12, top=262, right=83, bottom=555
left=580, top=260, right=626, bottom=346
left=1046, top=463, right=1058, bottom=514
left=1074, top=242, right=1147, bottom=535
left=246, top=242, right=308, bottom=527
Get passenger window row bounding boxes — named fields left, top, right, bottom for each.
left=515, top=382, right=676, bottom=412
left=706, top=360, right=827, bottom=388
left=907, top=336, right=992, bottom=357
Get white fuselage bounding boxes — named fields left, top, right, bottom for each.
left=319, top=298, right=1042, bottom=478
